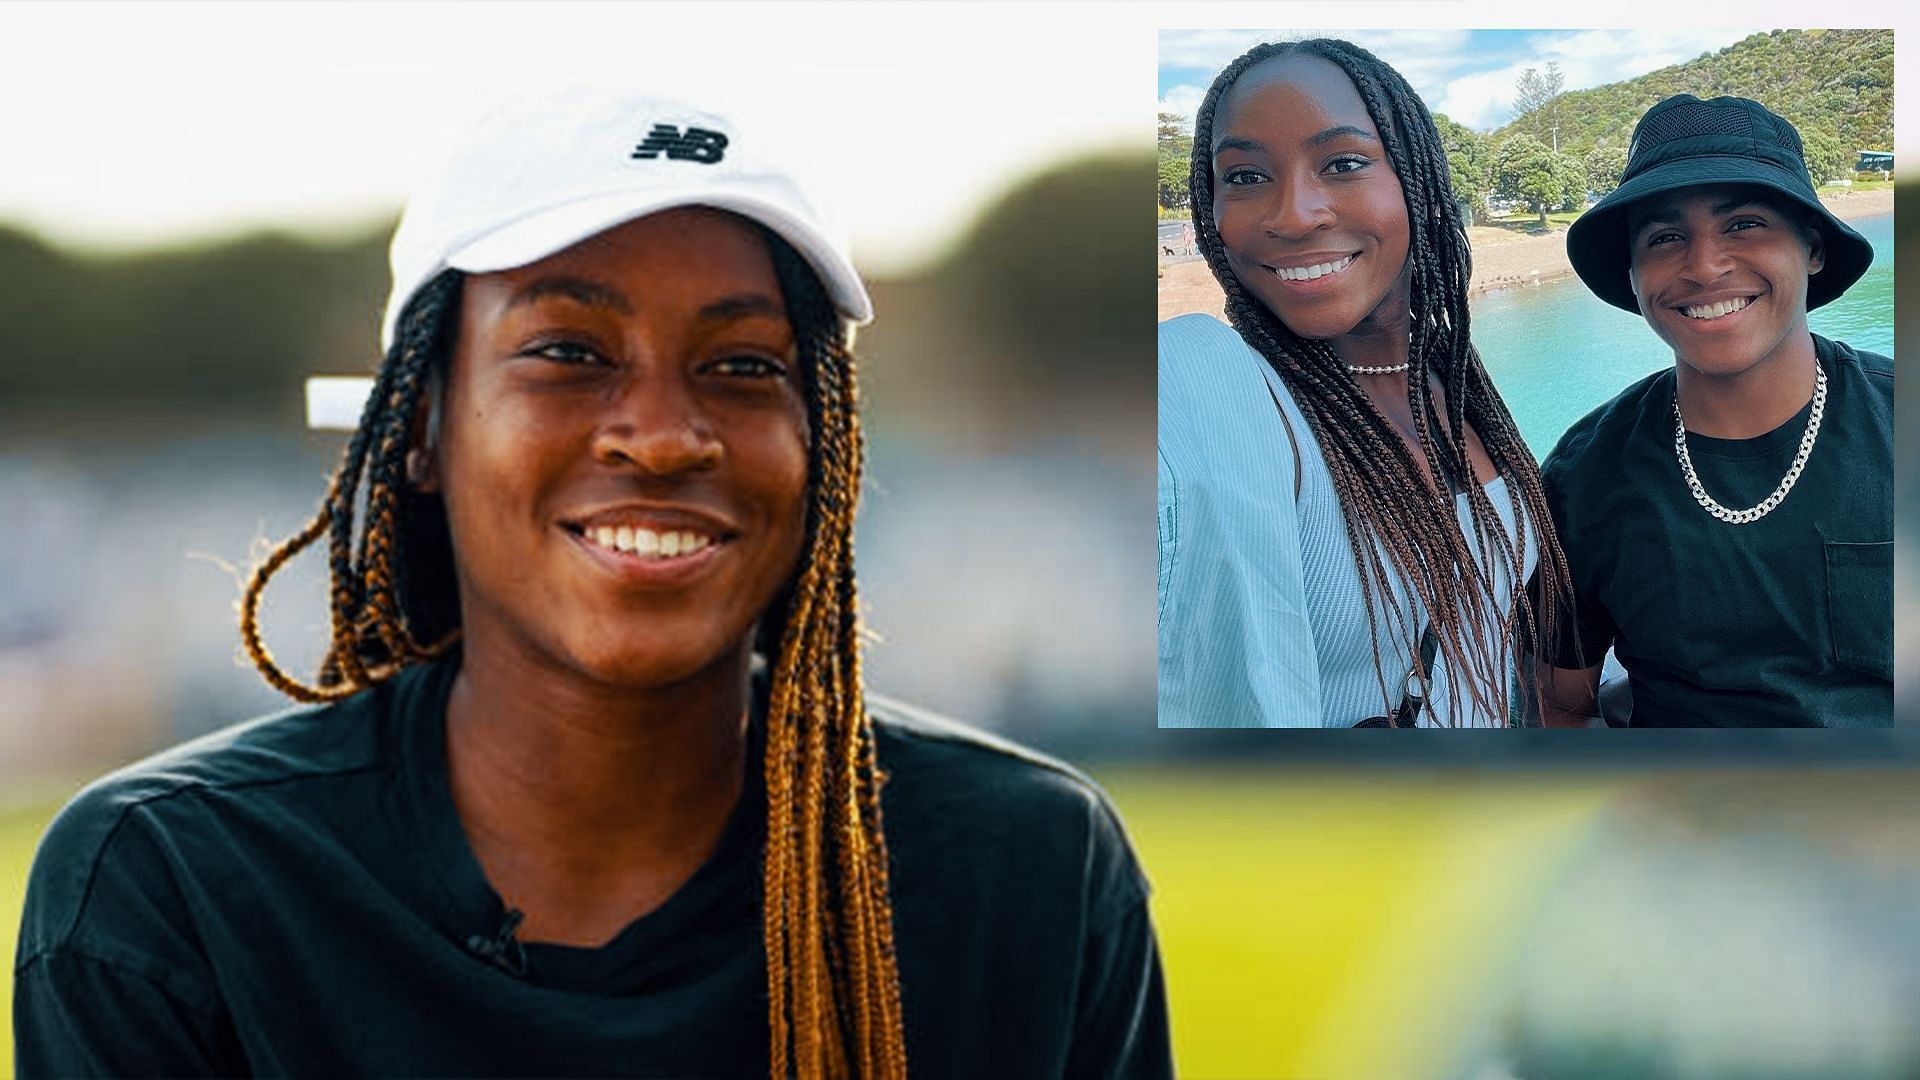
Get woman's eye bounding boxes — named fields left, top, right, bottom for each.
left=707, top=354, right=788, bottom=378
left=1220, top=167, right=1267, bottom=187
left=1325, top=155, right=1371, bottom=175
left=524, top=340, right=603, bottom=365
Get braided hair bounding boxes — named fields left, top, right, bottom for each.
left=239, top=226, right=908, bottom=1079
left=1189, top=38, right=1578, bottom=722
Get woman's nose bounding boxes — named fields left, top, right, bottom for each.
left=591, top=377, right=724, bottom=475
left=1263, top=176, right=1335, bottom=239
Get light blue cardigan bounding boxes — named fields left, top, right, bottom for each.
left=1157, top=313, right=1535, bottom=728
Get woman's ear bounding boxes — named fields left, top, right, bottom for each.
left=406, top=446, right=437, bottom=491
left=408, top=374, right=444, bottom=492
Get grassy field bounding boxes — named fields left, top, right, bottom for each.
left=0, top=769, right=1622, bottom=1078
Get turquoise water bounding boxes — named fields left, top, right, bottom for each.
left=1471, top=213, right=1894, bottom=458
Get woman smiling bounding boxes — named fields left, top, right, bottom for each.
left=14, top=88, right=1170, bottom=1079
left=1158, top=39, right=1576, bottom=728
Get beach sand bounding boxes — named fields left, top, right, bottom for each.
left=1156, top=187, right=1892, bottom=323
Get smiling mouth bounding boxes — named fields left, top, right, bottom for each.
left=564, top=523, right=722, bottom=560
left=1679, top=295, right=1757, bottom=321
left=1270, top=254, right=1358, bottom=282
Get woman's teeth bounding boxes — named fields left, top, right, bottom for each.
left=1683, top=296, right=1754, bottom=320
left=585, top=525, right=714, bottom=559
left=1273, top=254, right=1356, bottom=281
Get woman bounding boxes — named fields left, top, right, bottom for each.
left=15, top=88, right=1170, bottom=1078
left=1157, top=39, right=1575, bottom=728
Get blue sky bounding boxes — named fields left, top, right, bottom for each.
left=1159, top=29, right=1770, bottom=134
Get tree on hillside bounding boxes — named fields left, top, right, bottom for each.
left=1584, top=145, right=1629, bottom=196
left=1798, top=127, right=1851, bottom=185
left=1158, top=111, right=1194, bottom=212
left=1513, top=62, right=1567, bottom=151
left=1433, top=113, right=1493, bottom=223
left=1497, top=134, right=1585, bottom=226
left=1486, top=30, right=1891, bottom=167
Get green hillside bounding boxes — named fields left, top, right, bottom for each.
left=1495, top=29, right=1892, bottom=160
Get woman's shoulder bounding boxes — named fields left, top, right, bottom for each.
left=868, top=694, right=1112, bottom=814
left=1157, top=314, right=1301, bottom=467
left=1158, top=311, right=1246, bottom=353
left=1158, top=314, right=1259, bottom=399
left=866, top=694, right=1147, bottom=904
left=17, top=686, right=394, bottom=963
left=50, top=684, right=390, bottom=826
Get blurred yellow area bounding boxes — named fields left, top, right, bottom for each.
left=1106, top=769, right=1613, bottom=1079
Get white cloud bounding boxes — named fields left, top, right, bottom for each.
left=1158, top=28, right=1472, bottom=94
left=1438, top=30, right=1763, bottom=132
left=1437, top=66, right=1536, bottom=131
left=1157, top=86, right=1206, bottom=133
left=1532, top=28, right=1765, bottom=89
left=1157, top=29, right=1288, bottom=72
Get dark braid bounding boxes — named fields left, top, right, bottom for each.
left=1189, top=38, right=1578, bottom=723
left=241, top=270, right=463, bottom=700
left=240, top=229, right=906, bottom=1079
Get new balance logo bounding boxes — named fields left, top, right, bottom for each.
left=631, top=124, right=729, bottom=164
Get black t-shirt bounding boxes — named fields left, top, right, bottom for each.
left=1538, top=333, right=1893, bottom=727
left=14, top=656, right=1171, bottom=1078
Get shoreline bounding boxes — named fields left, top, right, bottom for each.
left=1156, top=187, right=1893, bottom=321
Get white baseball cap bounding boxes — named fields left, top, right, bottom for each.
left=381, top=86, right=872, bottom=353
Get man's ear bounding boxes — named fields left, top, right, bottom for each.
left=1804, top=219, right=1826, bottom=276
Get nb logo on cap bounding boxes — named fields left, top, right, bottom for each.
left=631, top=124, right=729, bottom=164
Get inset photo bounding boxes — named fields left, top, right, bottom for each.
left=1156, top=29, right=1894, bottom=728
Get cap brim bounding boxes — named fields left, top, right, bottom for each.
left=1566, top=155, right=1873, bottom=313
left=446, top=187, right=875, bottom=325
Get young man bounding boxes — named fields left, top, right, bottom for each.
left=1534, top=94, right=1891, bottom=727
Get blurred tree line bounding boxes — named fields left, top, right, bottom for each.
left=0, top=225, right=388, bottom=420
left=0, top=151, right=1152, bottom=443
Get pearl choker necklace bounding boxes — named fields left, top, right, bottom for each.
left=1346, top=362, right=1411, bottom=375
left=1673, top=364, right=1826, bottom=525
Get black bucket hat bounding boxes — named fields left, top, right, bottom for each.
left=1566, top=93, right=1874, bottom=313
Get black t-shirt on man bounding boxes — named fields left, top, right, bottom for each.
left=14, top=655, right=1172, bottom=1077
left=1538, top=333, right=1893, bottom=726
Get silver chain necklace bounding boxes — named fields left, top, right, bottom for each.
left=1672, top=364, right=1826, bottom=525
left=1347, top=361, right=1411, bottom=375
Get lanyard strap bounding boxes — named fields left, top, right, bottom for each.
left=1388, top=624, right=1439, bottom=727
left=1354, top=624, right=1438, bottom=729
